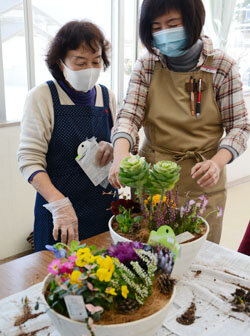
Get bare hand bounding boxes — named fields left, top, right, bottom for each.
left=95, top=141, right=113, bottom=167
left=108, top=153, right=130, bottom=189
left=191, top=160, right=221, bottom=188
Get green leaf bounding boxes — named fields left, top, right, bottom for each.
left=116, top=214, right=125, bottom=224
left=133, top=216, right=143, bottom=223
left=70, top=240, right=79, bottom=252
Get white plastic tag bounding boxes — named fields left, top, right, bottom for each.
left=64, top=295, right=88, bottom=321
left=176, top=231, right=195, bottom=244
left=200, top=66, right=217, bottom=74
left=75, top=138, right=112, bottom=188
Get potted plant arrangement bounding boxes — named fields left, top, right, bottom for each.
left=108, top=155, right=223, bottom=279
left=42, top=240, right=176, bottom=336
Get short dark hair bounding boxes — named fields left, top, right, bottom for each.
left=139, top=0, right=205, bottom=54
left=46, top=20, right=110, bottom=81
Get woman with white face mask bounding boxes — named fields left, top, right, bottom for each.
left=17, top=21, right=117, bottom=251
left=109, top=0, right=250, bottom=244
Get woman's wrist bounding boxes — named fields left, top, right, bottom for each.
left=211, top=148, right=233, bottom=170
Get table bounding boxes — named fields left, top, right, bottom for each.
left=0, top=232, right=112, bottom=299
left=0, top=232, right=250, bottom=336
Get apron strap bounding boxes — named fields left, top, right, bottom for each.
left=99, top=84, right=110, bottom=107
left=203, top=55, right=214, bottom=68
left=46, top=80, right=61, bottom=107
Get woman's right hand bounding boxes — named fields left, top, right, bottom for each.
left=43, top=197, right=79, bottom=245
left=108, top=152, right=130, bottom=189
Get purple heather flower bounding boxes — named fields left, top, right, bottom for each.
left=108, top=241, right=143, bottom=264
left=198, top=195, right=208, bottom=210
left=45, top=245, right=67, bottom=258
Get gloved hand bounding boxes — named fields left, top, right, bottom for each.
left=43, top=197, right=79, bottom=244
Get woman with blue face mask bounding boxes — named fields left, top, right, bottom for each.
left=109, top=0, right=249, bottom=244
left=17, top=21, right=117, bottom=251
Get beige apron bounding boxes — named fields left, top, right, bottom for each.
left=139, top=56, right=227, bottom=244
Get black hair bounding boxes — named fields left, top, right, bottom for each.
left=139, top=0, right=205, bottom=54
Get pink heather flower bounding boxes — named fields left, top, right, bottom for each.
left=48, top=259, right=61, bottom=275
left=216, top=207, right=223, bottom=217
left=60, top=262, right=74, bottom=274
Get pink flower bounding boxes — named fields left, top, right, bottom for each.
left=85, top=304, right=103, bottom=314
left=216, top=207, right=223, bottom=217
left=60, top=262, right=74, bottom=274
left=87, top=282, right=99, bottom=291
left=68, top=254, right=77, bottom=262
left=48, top=259, right=61, bottom=275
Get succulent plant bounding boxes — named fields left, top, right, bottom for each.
left=119, top=155, right=150, bottom=188
left=149, top=161, right=181, bottom=193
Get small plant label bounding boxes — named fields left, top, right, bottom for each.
left=64, top=295, right=88, bottom=321
left=176, top=231, right=195, bottom=244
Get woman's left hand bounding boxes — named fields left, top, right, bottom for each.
left=191, top=160, right=221, bottom=188
left=95, top=141, right=113, bottom=166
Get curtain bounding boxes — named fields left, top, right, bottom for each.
left=203, top=0, right=237, bottom=50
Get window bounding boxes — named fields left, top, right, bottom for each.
left=0, top=0, right=140, bottom=122
left=227, top=0, right=250, bottom=94
left=0, top=1, right=28, bottom=121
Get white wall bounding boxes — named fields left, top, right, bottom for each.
left=0, top=125, right=35, bottom=259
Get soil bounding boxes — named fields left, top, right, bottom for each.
left=230, top=288, right=250, bottom=316
left=14, top=298, right=45, bottom=327
left=17, top=327, right=49, bottom=336
left=96, top=276, right=173, bottom=325
left=176, top=302, right=197, bottom=325
left=112, top=217, right=207, bottom=244
left=194, top=270, right=202, bottom=278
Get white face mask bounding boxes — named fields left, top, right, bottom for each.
left=63, top=64, right=101, bottom=92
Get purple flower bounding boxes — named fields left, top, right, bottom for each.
left=216, top=207, right=223, bottom=217
left=45, top=245, right=67, bottom=258
left=108, top=241, right=143, bottom=264
left=198, top=195, right=208, bottom=213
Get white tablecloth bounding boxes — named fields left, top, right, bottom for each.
left=0, top=241, right=250, bottom=336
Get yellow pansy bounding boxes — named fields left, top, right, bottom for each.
left=94, top=255, right=104, bottom=265
left=121, top=285, right=129, bottom=299
left=70, top=270, right=82, bottom=286
left=105, top=287, right=117, bottom=296
left=96, top=268, right=112, bottom=282
left=75, top=258, right=86, bottom=267
left=77, top=247, right=90, bottom=257
left=99, top=256, right=114, bottom=273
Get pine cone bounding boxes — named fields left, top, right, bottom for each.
left=157, top=273, right=175, bottom=294
left=118, top=299, right=139, bottom=314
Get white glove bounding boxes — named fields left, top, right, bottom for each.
left=43, top=197, right=79, bottom=244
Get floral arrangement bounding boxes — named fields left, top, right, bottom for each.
left=111, top=155, right=222, bottom=242
left=45, top=240, right=175, bottom=335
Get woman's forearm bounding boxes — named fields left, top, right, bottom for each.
left=211, top=148, right=233, bottom=169
left=113, top=137, right=130, bottom=158
left=31, top=172, right=65, bottom=203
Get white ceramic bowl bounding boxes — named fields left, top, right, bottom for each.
left=42, top=274, right=176, bottom=336
left=108, top=215, right=209, bottom=280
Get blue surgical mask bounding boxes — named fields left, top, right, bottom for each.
left=153, top=26, right=188, bottom=57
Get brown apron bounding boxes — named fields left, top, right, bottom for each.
left=139, top=56, right=227, bottom=244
